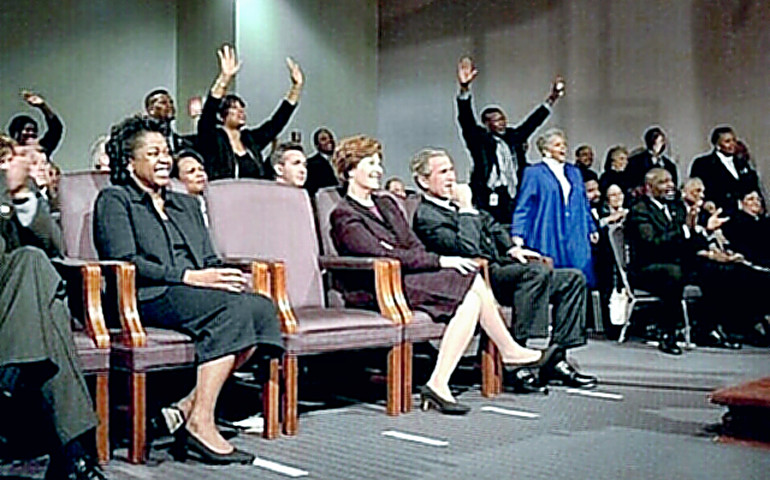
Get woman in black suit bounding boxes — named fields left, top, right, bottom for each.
left=598, top=145, right=632, bottom=196
left=330, top=135, right=555, bottom=415
left=93, top=116, right=283, bottom=464
left=197, top=44, right=303, bottom=181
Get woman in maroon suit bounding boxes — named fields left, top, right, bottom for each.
left=330, top=135, right=555, bottom=415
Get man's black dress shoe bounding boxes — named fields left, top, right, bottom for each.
left=503, top=367, right=548, bottom=394
left=419, top=385, right=471, bottom=415
left=67, top=456, right=109, bottom=480
left=540, top=360, right=597, bottom=389
left=698, top=330, right=742, bottom=350
left=658, top=334, right=682, bottom=355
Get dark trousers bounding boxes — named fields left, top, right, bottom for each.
left=630, top=263, right=684, bottom=335
left=490, top=262, right=587, bottom=349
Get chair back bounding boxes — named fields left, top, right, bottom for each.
left=207, top=179, right=325, bottom=308
left=314, top=186, right=344, bottom=256
left=403, top=193, right=422, bottom=227
left=58, top=171, right=111, bottom=260
left=607, top=223, right=633, bottom=292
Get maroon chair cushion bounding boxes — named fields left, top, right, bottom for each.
left=109, top=328, right=195, bottom=372
left=403, top=311, right=446, bottom=343
left=73, top=330, right=109, bottom=372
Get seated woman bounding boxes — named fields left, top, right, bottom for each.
left=598, top=145, right=631, bottom=197
left=173, top=149, right=209, bottom=226
left=0, top=136, right=105, bottom=479
left=93, top=116, right=283, bottom=464
left=197, top=44, right=303, bottom=181
left=512, top=128, right=598, bottom=288
left=329, top=135, right=556, bottom=415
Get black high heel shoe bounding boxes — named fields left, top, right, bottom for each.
left=503, top=344, right=561, bottom=370
left=172, top=428, right=255, bottom=465
left=419, top=385, right=471, bottom=415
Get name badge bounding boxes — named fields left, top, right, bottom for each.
left=489, top=192, right=499, bottom=207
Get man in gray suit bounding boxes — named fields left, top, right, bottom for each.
left=411, top=148, right=596, bottom=390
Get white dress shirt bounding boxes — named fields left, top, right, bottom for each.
left=542, top=156, right=571, bottom=204
left=716, top=150, right=739, bottom=179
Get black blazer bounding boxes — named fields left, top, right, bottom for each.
left=413, top=198, right=512, bottom=265
left=197, top=95, right=297, bottom=181
left=722, top=210, right=770, bottom=267
left=626, top=150, right=678, bottom=190
left=0, top=173, right=61, bottom=258
left=689, top=151, right=762, bottom=214
left=626, top=196, right=704, bottom=274
left=457, top=94, right=550, bottom=224
left=93, top=181, right=221, bottom=301
left=304, top=152, right=338, bottom=198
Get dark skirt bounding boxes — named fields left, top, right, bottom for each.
left=404, top=269, right=475, bottom=323
left=0, top=247, right=97, bottom=446
left=139, top=285, right=284, bottom=363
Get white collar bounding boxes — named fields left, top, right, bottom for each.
left=541, top=156, right=565, bottom=171
left=423, top=192, right=454, bottom=210
left=715, top=150, right=734, bottom=162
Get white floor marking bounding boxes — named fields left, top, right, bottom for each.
left=480, top=406, right=540, bottom=418
left=252, top=456, right=309, bottom=477
left=565, top=388, right=624, bottom=401
left=381, top=430, right=449, bottom=447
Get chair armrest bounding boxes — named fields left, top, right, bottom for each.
left=319, top=255, right=380, bottom=271
left=52, top=258, right=110, bottom=349
left=220, top=257, right=273, bottom=297
left=101, top=262, right=147, bottom=348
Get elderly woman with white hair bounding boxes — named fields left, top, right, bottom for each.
left=511, top=128, right=598, bottom=287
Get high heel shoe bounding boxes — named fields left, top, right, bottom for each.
left=174, top=428, right=255, bottom=465
left=503, top=344, right=562, bottom=370
left=419, top=385, right=471, bottom=415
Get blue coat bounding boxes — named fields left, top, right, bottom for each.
left=511, top=162, right=597, bottom=286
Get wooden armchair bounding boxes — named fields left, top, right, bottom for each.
left=206, top=180, right=404, bottom=436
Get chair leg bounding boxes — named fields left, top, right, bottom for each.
left=401, top=342, right=413, bottom=413
left=386, top=344, right=402, bottom=416
left=681, top=299, right=695, bottom=350
left=618, top=299, right=637, bottom=343
left=95, top=372, right=109, bottom=464
left=128, top=372, right=146, bottom=464
left=262, top=358, right=280, bottom=439
left=481, top=335, right=501, bottom=397
left=282, top=355, right=299, bottom=436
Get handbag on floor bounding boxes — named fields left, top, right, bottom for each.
left=609, top=288, right=630, bottom=326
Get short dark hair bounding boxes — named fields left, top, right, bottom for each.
left=105, top=115, right=166, bottom=185
left=144, top=88, right=171, bottom=110
left=7, top=115, right=38, bottom=142
left=603, top=145, right=628, bottom=171
left=172, top=148, right=205, bottom=178
left=312, top=127, right=333, bottom=148
left=217, top=94, right=246, bottom=124
left=480, top=106, right=504, bottom=123
left=575, top=145, right=592, bottom=157
left=271, top=142, right=305, bottom=167
left=710, top=125, right=734, bottom=146
left=643, top=126, right=665, bottom=150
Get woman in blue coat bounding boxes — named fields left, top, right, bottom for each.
left=511, top=129, right=597, bottom=287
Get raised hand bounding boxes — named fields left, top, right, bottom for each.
left=457, top=56, right=478, bottom=88
left=706, top=207, right=729, bottom=232
left=22, top=91, right=46, bottom=108
left=286, top=57, right=304, bottom=87
left=547, top=76, right=566, bottom=104
left=183, top=268, right=247, bottom=293
left=217, top=45, right=241, bottom=79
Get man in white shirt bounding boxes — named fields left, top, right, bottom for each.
left=272, top=142, right=308, bottom=188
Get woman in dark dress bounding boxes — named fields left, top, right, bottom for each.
left=598, top=145, right=632, bottom=197
left=330, top=135, right=551, bottom=415
left=197, top=44, right=303, bottom=181
left=93, top=117, right=283, bottom=464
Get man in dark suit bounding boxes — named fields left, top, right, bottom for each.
left=144, top=88, right=197, bottom=155
left=627, top=168, right=744, bottom=354
left=411, top=148, right=596, bottom=390
left=689, top=125, right=762, bottom=216
left=455, top=56, right=564, bottom=225
left=575, top=145, right=599, bottom=182
left=304, top=127, right=339, bottom=198
left=626, top=126, right=678, bottom=192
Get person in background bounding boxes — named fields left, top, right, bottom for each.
left=272, top=142, right=307, bottom=188
left=89, top=135, right=111, bottom=172
left=144, top=88, right=195, bottom=155
left=0, top=135, right=107, bottom=480
left=173, top=149, right=210, bottom=226
left=599, top=145, right=632, bottom=196
left=197, top=45, right=303, bottom=181
left=384, top=176, right=407, bottom=199
left=7, top=91, right=64, bottom=158
left=304, top=127, right=338, bottom=198
left=626, top=126, right=678, bottom=191
left=575, top=145, right=598, bottom=182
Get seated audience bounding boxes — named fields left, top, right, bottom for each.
left=93, top=116, right=283, bottom=464
left=173, top=149, right=209, bottom=226
left=411, top=148, right=595, bottom=391
left=626, top=169, right=748, bottom=354
left=690, top=125, right=762, bottom=216
left=626, top=127, right=678, bottom=191
left=197, top=45, right=303, bottom=181
left=0, top=135, right=106, bottom=479
left=330, top=135, right=558, bottom=414
left=7, top=91, right=63, bottom=157
left=144, top=88, right=196, bottom=154
left=272, top=142, right=307, bottom=188
left=89, top=135, right=111, bottom=172
left=49, top=161, right=61, bottom=196
left=304, top=127, right=338, bottom=197
left=24, top=142, right=58, bottom=212
left=722, top=189, right=769, bottom=267
left=599, top=145, right=632, bottom=196
left=601, top=184, right=628, bottom=226
left=575, top=144, right=598, bottom=182
left=384, top=176, right=407, bottom=199
left=511, top=128, right=598, bottom=287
